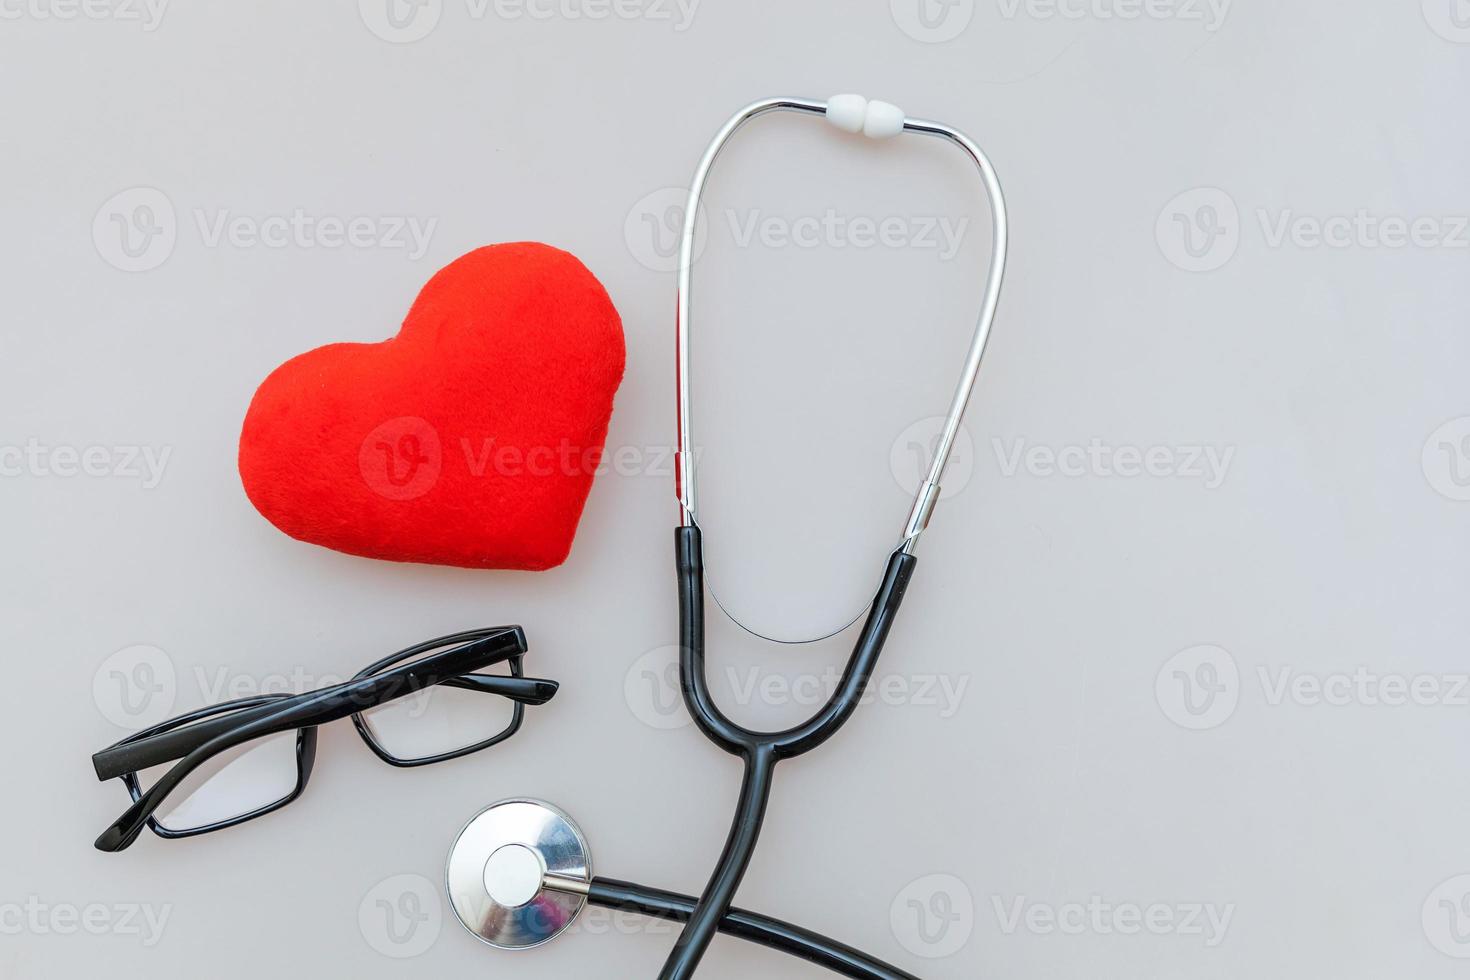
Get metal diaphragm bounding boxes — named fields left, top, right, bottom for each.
left=445, top=798, right=591, bottom=950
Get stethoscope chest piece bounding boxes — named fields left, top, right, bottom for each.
left=445, top=798, right=592, bottom=950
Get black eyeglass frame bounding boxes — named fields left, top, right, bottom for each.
left=91, top=626, right=554, bottom=852
left=349, top=638, right=530, bottom=769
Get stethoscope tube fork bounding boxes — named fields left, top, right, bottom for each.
left=663, top=526, right=917, bottom=977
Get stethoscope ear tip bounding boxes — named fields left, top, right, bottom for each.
left=824, top=93, right=906, bottom=139
left=445, top=798, right=591, bottom=950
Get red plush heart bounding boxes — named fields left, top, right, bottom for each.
left=238, top=242, right=625, bottom=570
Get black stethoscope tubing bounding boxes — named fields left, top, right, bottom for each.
left=586, top=875, right=918, bottom=979
left=650, top=525, right=918, bottom=979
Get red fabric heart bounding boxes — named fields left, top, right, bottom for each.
left=238, top=242, right=625, bottom=570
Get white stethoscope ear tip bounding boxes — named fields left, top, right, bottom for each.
left=824, top=93, right=868, bottom=133
left=824, top=94, right=906, bottom=139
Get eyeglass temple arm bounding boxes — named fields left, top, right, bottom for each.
left=92, top=628, right=519, bottom=790
left=92, top=699, right=284, bottom=782
left=91, top=629, right=527, bottom=782
left=441, top=674, right=559, bottom=705
left=93, top=632, right=518, bottom=852
left=89, top=671, right=557, bottom=782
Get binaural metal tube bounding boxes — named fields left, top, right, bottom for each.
left=673, top=97, right=1008, bottom=556
left=675, top=98, right=825, bottom=527
left=895, top=116, right=1008, bottom=554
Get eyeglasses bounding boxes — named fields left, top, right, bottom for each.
left=91, top=626, right=556, bottom=852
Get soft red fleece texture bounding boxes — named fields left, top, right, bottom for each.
left=238, top=242, right=625, bottom=570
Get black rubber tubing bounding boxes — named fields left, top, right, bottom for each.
left=659, top=526, right=918, bottom=979
left=590, top=877, right=921, bottom=980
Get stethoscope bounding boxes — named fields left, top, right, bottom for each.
left=445, top=93, right=1008, bottom=980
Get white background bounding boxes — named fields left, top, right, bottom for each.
left=2, top=1, right=1469, bottom=977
